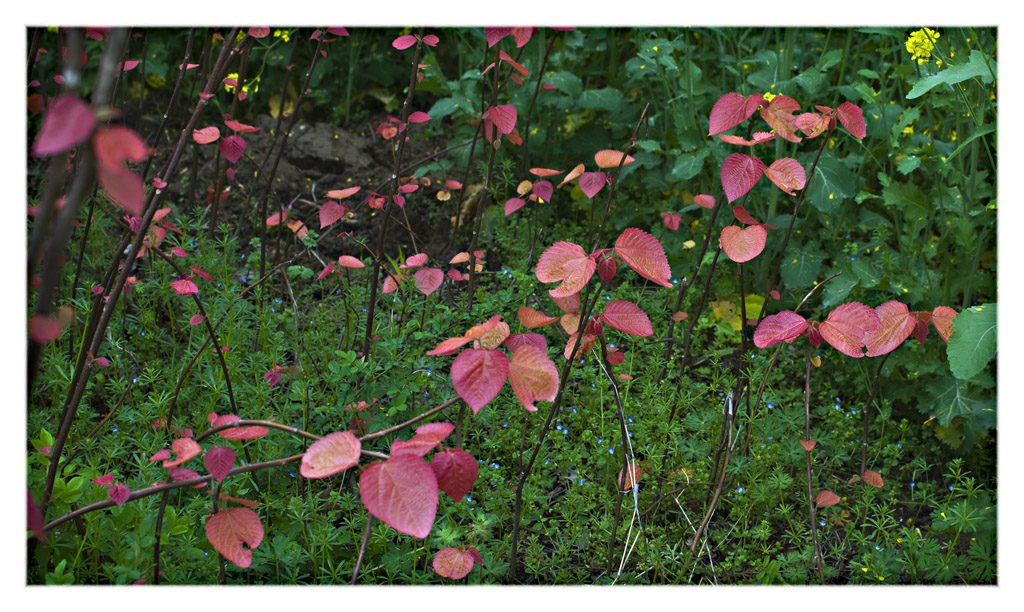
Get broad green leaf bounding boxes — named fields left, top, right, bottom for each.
left=806, top=154, right=856, bottom=214
left=946, top=123, right=996, bottom=163
left=947, top=303, right=997, bottom=380
left=897, top=155, right=921, bottom=175
left=781, top=245, right=823, bottom=289
left=923, top=375, right=987, bottom=427
left=907, top=50, right=997, bottom=99
left=668, top=148, right=709, bottom=181
left=822, top=270, right=858, bottom=308
left=579, top=87, right=625, bottom=112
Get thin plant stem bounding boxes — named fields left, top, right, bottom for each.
left=802, top=344, right=827, bottom=584
left=859, top=353, right=890, bottom=476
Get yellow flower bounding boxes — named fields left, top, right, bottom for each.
left=903, top=124, right=914, bottom=136
left=763, top=92, right=777, bottom=103
left=274, top=29, right=291, bottom=43
left=906, top=28, right=940, bottom=63
left=224, top=72, right=239, bottom=93
left=146, top=74, right=166, bottom=89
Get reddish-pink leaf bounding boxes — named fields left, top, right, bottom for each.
left=427, top=335, right=474, bottom=356
left=601, top=300, right=653, bottom=337
left=800, top=440, right=817, bottom=452
left=224, top=119, right=259, bottom=133
left=29, top=314, right=63, bottom=343
left=433, top=547, right=479, bottom=580
left=219, top=135, right=246, bottom=164
left=694, top=194, right=716, bottom=209
left=718, top=131, right=778, bottom=147
left=485, top=27, right=512, bottom=47
left=531, top=180, right=553, bottom=203
left=163, top=437, right=202, bottom=468
left=662, top=212, right=681, bottom=231
left=169, top=247, right=187, bottom=258
left=535, top=241, right=595, bottom=298
left=422, top=34, right=439, bottom=46
left=464, top=315, right=502, bottom=341
left=594, top=149, right=635, bottom=169
left=795, top=112, right=830, bottom=138
left=598, top=257, right=618, bottom=284
left=205, top=508, right=263, bottom=568
left=721, top=152, right=765, bottom=202
left=672, top=312, right=688, bottom=322
left=530, top=168, right=564, bottom=178
left=319, top=200, right=348, bottom=229
left=360, top=455, right=438, bottom=538
left=392, top=422, right=455, bottom=457
left=708, top=92, right=764, bottom=136
left=864, top=300, right=916, bottom=357
left=759, top=95, right=803, bottom=143
left=508, top=344, right=558, bottom=412
left=504, top=333, right=547, bottom=353
left=212, top=414, right=270, bottom=440
left=732, top=206, right=759, bottom=225
left=557, top=163, right=586, bottom=189
left=92, top=473, right=114, bottom=486
left=764, top=157, right=807, bottom=196
left=451, top=348, right=509, bottom=414
left=204, top=446, right=236, bottom=483
left=837, top=102, right=866, bottom=139
left=487, top=104, right=517, bottom=135
left=171, top=279, right=198, bottom=295
left=32, top=95, right=95, bottom=157
left=563, top=332, right=595, bottom=360
left=264, top=370, right=281, bottom=387
left=816, top=490, right=841, bottom=506
left=862, top=470, right=884, bottom=488
left=518, top=306, right=558, bottom=329
left=300, top=431, right=361, bottom=478
left=94, top=356, right=110, bottom=367
left=325, top=187, right=361, bottom=200
left=430, top=448, right=477, bottom=502
left=618, top=462, right=646, bottom=490
left=168, top=467, right=205, bottom=486
left=606, top=349, right=625, bottom=365
left=401, top=253, right=428, bottom=269
left=149, top=449, right=171, bottom=462
left=392, top=35, right=417, bottom=50
left=337, top=255, right=365, bottom=268
left=107, top=483, right=130, bottom=506
left=96, top=164, right=144, bottom=216
left=192, top=126, right=220, bottom=144
left=720, top=225, right=767, bottom=263
left=247, top=27, right=270, bottom=39
left=931, top=306, right=957, bottom=342
left=614, top=228, right=673, bottom=288
left=189, top=314, right=205, bottom=326
left=317, top=264, right=336, bottom=280
left=819, top=302, right=880, bottom=358
left=754, top=310, right=808, bottom=348
left=578, top=172, right=607, bottom=199
left=504, top=197, right=527, bottom=216
left=497, top=50, right=528, bottom=77
left=93, top=125, right=148, bottom=169
left=407, top=111, right=431, bottom=124
left=414, top=268, right=444, bottom=296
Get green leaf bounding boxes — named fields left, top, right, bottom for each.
left=923, top=375, right=988, bottom=427
left=897, top=155, right=921, bottom=175
left=579, top=87, right=625, bottom=112
left=668, top=149, right=709, bottom=181
left=426, top=96, right=464, bottom=121
left=545, top=70, right=583, bottom=100
left=907, top=50, right=997, bottom=99
left=806, top=154, right=856, bottom=214
left=819, top=49, right=843, bottom=71
left=947, top=303, right=997, bottom=380
left=946, top=123, right=996, bottom=163
left=882, top=181, right=928, bottom=221
left=780, top=245, right=823, bottom=289
left=821, top=269, right=858, bottom=308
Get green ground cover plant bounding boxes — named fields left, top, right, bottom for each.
left=26, top=25, right=996, bottom=585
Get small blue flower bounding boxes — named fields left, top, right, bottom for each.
left=627, top=417, right=633, bottom=423
left=597, top=438, right=603, bottom=444
left=608, top=343, right=615, bottom=348
left=562, top=429, right=568, bottom=435
left=949, top=484, right=954, bottom=491
left=556, top=424, right=562, bottom=431
left=875, top=545, right=882, bottom=551
left=820, top=520, right=825, bottom=527
left=851, top=409, right=857, bottom=415
left=492, top=478, right=497, bottom=483
left=132, top=377, right=138, bottom=384
left=909, top=481, right=916, bottom=488
left=490, top=462, right=500, bottom=468
left=503, top=422, right=508, bottom=428
left=608, top=448, right=614, bottom=454
left=767, top=403, right=774, bottom=409
left=591, top=383, right=596, bottom=387
left=203, top=551, right=209, bottom=556
left=834, top=403, right=841, bottom=410
left=112, top=427, right=118, bottom=433
left=737, top=486, right=744, bottom=493
left=289, top=471, right=296, bottom=477
left=851, top=256, right=856, bottom=261
left=768, top=436, right=773, bottom=440
left=544, top=460, right=549, bottom=465
left=466, top=495, right=472, bottom=502
left=572, top=407, right=577, bottom=414
left=578, top=479, right=585, bottom=485
left=426, top=369, right=432, bottom=375
left=897, top=442, right=903, bottom=449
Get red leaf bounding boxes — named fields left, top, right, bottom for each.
left=219, top=135, right=246, bottom=164
left=862, top=470, right=884, bottom=488
left=601, top=300, right=653, bottom=337
left=171, top=279, right=198, bottom=295
left=708, top=92, right=764, bottom=136
left=94, top=357, right=110, bottom=367
left=96, top=164, right=145, bottom=215
left=578, top=172, right=607, bottom=199
left=224, top=119, right=259, bottom=133
left=754, top=310, right=808, bottom=348
left=430, top=448, right=478, bottom=502
left=614, top=228, right=673, bottom=288
left=392, top=422, right=455, bottom=457
left=205, top=508, right=264, bottom=568
left=662, top=212, right=681, bottom=231
left=192, top=126, right=220, bottom=144
left=163, top=437, right=202, bottom=468
left=598, top=257, right=618, bottom=284
left=204, top=446, right=236, bottom=483
left=408, top=111, right=432, bottom=124
left=795, top=112, right=830, bottom=138
left=594, top=149, right=635, bottom=169
left=720, top=152, right=765, bottom=202
left=931, top=306, right=957, bottom=342
left=504, top=333, right=548, bottom=353
left=718, top=131, right=778, bottom=147
left=433, top=547, right=478, bottom=579
left=557, top=163, right=586, bottom=189
left=618, top=462, right=646, bottom=490
left=148, top=449, right=171, bottom=462
left=799, top=439, right=816, bottom=452
left=517, top=306, right=558, bottom=329
left=94, top=125, right=148, bottom=169
left=606, top=349, right=624, bottom=365
left=392, top=35, right=417, bottom=50
left=264, top=370, right=281, bottom=387
left=325, top=187, right=361, bottom=200
left=720, top=225, right=767, bottom=263
left=759, top=95, right=802, bottom=143
left=508, top=344, right=558, bottom=412
left=732, top=206, right=759, bottom=225
left=107, top=483, right=131, bottom=506
left=487, top=104, right=517, bottom=135
left=337, top=255, right=365, bottom=268
left=485, top=27, right=512, bottom=47
left=531, top=180, right=553, bottom=203
left=427, top=335, right=474, bottom=356
left=319, top=200, right=348, bottom=229
left=29, top=314, right=63, bottom=343
left=211, top=414, right=268, bottom=440
left=837, top=102, right=866, bottom=139
left=498, top=50, right=528, bottom=77
left=32, top=95, right=95, bottom=157
left=300, top=431, right=361, bottom=478
left=536, top=241, right=596, bottom=298
left=189, top=314, right=204, bottom=326
left=816, top=490, right=841, bottom=506
left=672, top=312, right=688, bottom=322
left=451, top=349, right=509, bottom=414
left=530, top=168, right=564, bottom=178
left=764, top=158, right=807, bottom=196
left=401, top=253, right=428, bottom=269
left=864, top=300, right=916, bottom=356
left=360, top=455, right=438, bottom=538
left=190, top=265, right=213, bottom=281
left=413, top=268, right=444, bottom=296
left=563, top=332, right=595, bottom=360
left=504, top=198, right=527, bottom=216
left=694, top=194, right=716, bottom=209
left=819, top=302, right=880, bottom=358
left=92, top=473, right=115, bottom=486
